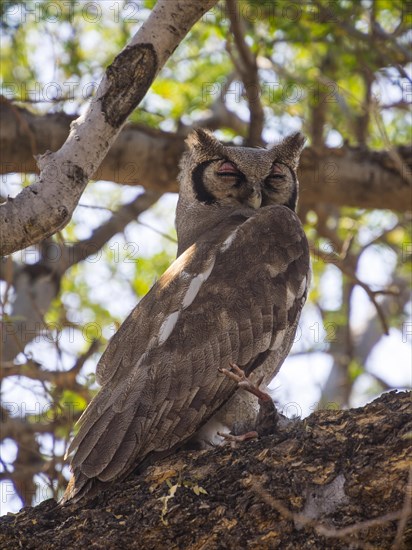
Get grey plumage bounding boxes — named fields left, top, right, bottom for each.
left=62, top=129, right=310, bottom=503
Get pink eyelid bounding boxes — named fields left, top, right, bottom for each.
left=217, top=161, right=239, bottom=174
left=271, top=163, right=284, bottom=175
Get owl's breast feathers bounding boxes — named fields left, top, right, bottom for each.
left=62, top=205, right=310, bottom=503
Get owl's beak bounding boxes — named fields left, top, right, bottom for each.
left=247, top=188, right=262, bottom=209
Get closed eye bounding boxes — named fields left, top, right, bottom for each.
left=217, top=160, right=242, bottom=177
left=268, top=163, right=286, bottom=180
left=265, top=175, right=285, bottom=189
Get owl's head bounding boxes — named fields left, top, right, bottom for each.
left=176, top=129, right=306, bottom=256
left=179, top=129, right=306, bottom=212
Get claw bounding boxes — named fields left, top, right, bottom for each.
left=217, top=430, right=258, bottom=448
left=218, top=363, right=278, bottom=437
left=220, top=363, right=271, bottom=402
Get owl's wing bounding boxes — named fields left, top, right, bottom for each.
left=64, top=205, right=310, bottom=501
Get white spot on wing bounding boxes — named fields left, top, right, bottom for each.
left=182, top=257, right=216, bottom=309
left=158, top=258, right=217, bottom=346
left=158, top=311, right=180, bottom=344
left=297, top=276, right=308, bottom=298
left=220, top=228, right=239, bottom=252
left=270, top=328, right=287, bottom=351
left=286, top=286, right=295, bottom=309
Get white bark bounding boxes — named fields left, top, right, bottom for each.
left=0, top=0, right=218, bottom=256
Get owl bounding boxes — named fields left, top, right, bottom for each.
left=62, top=129, right=310, bottom=504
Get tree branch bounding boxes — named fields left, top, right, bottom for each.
left=1, top=104, right=411, bottom=213
left=1, top=340, right=99, bottom=388
left=0, top=0, right=219, bottom=256
left=58, top=190, right=162, bottom=272
left=226, top=0, right=264, bottom=146
left=1, top=193, right=161, bottom=363
left=1, top=391, right=410, bottom=547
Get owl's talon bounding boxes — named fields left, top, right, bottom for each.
left=217, top=430, right=258, bottom=448
left=218, top=363, right=278, bottom=437
left=218, top=365, right=244, bottom=384
left=221, top=363, right=271, bottom=403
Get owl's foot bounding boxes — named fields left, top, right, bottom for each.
left=219, top=363, right=279, bottom=437
left=218, top=363, right=271, bottom=403
left=217, top=430, right=258, bottom=448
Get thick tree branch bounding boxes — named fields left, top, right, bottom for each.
left=0, top=0, right=219, bottom=256
left=1, top=105, right=411, bottom=213
left=300, top=145, right=411, bottom=212
left=0, top=391, right=410, bottom=547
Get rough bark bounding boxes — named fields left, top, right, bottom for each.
left=1, top=104, right=411, bottom=213
left=0, top=391, right=410, bottom=549
left=0, top=0, right=219, bottom=256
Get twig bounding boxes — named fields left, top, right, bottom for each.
left=226, top=0, right=264, bottom=146
left=1, top=339, right=99, bottom=389
left=371, top=104, right=412, bottom=185
left=312, top=0, right=410, bottom=66
left=58, top=191, right=162, bottom=271
left=137, top=220, right=177, bottom=244
left=315, top=246, right=393, bottom=336
left=78, top=203, right=116, bottom=213
left=314, top=208, right=394, bottom=335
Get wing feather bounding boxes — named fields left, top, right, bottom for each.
left=70, top=408, right=115, bottom=468
left=81, top=405, right=139, bottom=477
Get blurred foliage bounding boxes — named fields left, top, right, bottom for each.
left=0, top=0, right=410, bottom=511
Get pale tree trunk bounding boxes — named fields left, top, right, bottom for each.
left=0, top=0, right=218, bottom=256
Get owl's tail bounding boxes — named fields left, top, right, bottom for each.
left=59, top=471, right=104, bottom=506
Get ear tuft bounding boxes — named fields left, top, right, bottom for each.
left=283, top=132, right=306, bottom=154
left=185, top=128, right=224, bottom=155
left=186, top=128, right=225, bottom=162
left=271, top=132, right=306, bottom=170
